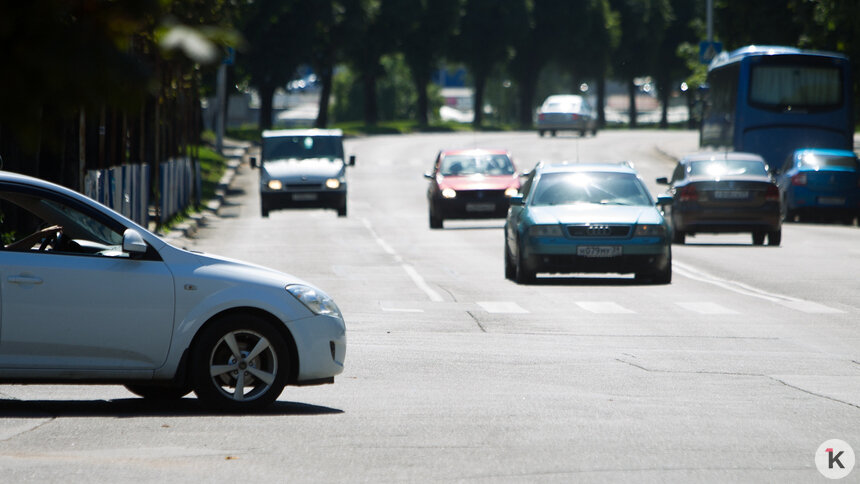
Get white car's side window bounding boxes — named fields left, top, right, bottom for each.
left=1, top=188, right=126, bottom=257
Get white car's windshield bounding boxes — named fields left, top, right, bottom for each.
left=263, top=136, right=344, bottom=161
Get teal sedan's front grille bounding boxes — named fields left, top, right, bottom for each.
left=567, top=224, right=632, bottom=237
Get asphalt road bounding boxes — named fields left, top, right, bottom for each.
left=1, top=130, right=858, bottom=482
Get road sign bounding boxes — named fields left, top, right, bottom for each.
left=699, top=41, right=723, bottom=64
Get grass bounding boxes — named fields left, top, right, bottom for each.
left=154, top=144, right=227, bottom=235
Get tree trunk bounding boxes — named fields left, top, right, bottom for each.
left=415, top=74, right=429, bottom=127
left=258, top=83, right=276, bottom=131
left=362, top=72, right=378, bottom=126
left=472, top=72, right=486, bottom=129
left=315, top=63, right=333, bottom=128
left=596, top=75, right=606, bottom=129
left=627, top=79, right=638, bottom=129
left=657, top=75, right=670, bottom=129
left=517, top=74, right=537, bottom=129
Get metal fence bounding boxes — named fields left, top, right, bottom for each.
left=84, top=157, right=200, bottom=227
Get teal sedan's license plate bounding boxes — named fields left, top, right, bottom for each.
left=577, top=246, right=622, bottom=257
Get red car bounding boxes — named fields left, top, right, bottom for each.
left=424, top=149, right=520, bottom=228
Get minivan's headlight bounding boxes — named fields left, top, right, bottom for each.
left=504, top=187, right=519, bottom=197
left=634, top=224, right=666, bottom=237
left=325, top=178, right=341, bottom=189
left=441, top=188, right=457, bottom=199
left=528, top=225, right=563, bottom=237
left=267, top=180, right=283, bottom=190
left=286, top=284, right=342, bottom=318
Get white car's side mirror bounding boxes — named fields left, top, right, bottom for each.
left=122, top=228, right=148, bottom=255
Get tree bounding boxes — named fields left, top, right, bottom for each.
left=455, top=0, right=529, bottom=128
left=386, top=0, right=459, bottom=126
left=610, top=0, right=671, bottom=128
left=508, top=0, right=559, bottom=128
left=237, top=0, right=314, bottom=130
left=338, top=0, right=393, bottom=125
left=653, top=0, right=701, bottom=128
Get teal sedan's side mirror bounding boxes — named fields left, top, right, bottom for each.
left=509, top=195, right=524, bottom=206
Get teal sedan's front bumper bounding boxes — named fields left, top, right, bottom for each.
left=521, top=234, right=670, bottom=275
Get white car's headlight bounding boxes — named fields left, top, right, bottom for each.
left=528, top=225, right=563, bottom=237
left=286, top=284, right=342, bottom=318
left=634, top=224, right=666, bottom=237
left=325, top=178, right=341, bottom=189
left=267, top=180, right=283, bottom=190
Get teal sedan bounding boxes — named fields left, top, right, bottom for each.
left=504, top=162, right=673, bottom=284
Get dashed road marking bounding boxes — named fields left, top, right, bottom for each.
left=576, top=301, right=635, bottom=314
left=676, top=302, right=739, bottom=315
left=477, top=301, right=529, bottom=314
left=363, top=218, right=444, bottom=302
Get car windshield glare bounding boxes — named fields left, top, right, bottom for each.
left=689, top=160, right=768, bottom=177
left=440, top=154, right=515, bottom=176
left=799, top=153, right=858, bottom=170
left=532, top=172, right=652, bottom=207
left=263, top=136, right=344, bottom=161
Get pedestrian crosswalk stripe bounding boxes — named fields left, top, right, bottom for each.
left=675, top=302, right=738, bottom=315
left=477, top=301, right=529, bottom=314
left=576, top=301, right=635, bottom=314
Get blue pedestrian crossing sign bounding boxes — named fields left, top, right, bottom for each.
left=699, top=41, right=722, bottom=64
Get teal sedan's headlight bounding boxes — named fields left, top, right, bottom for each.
left=528, top=225, right=563, bottom=237
left=634, top=224, right=667, bottom=237
left=286, top=284, right=342, bottom=318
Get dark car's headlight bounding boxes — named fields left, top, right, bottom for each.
left=286, top=284, right=342, bottom=318
left=528, top=225, right=563, bottom=237
left=634, top=224, right=667, bottom=237
left=267, top=180, right=283, bottom=190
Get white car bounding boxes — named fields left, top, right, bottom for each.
left=0, top=170, right=346, bottom=411
left=256, top=129, right=355, bottom=218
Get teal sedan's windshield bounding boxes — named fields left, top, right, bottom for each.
left=532, top=172, right=652, bottom=206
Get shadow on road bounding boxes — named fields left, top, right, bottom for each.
left=527, top=275, right=643, bottom=286
left=0, top=398, right=343, bottom=418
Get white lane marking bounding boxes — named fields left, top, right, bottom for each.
left=362, top=218, right=443, bottom=302
left=402, top=264, right=445, bottom=302
left=576, top=301, right=635, bottom=314
left=782, top=300, right=844, bottom=314
left=673, top=260, right=844, bottom=314
left=477, top=301, right=529, bottom=314
left=381, top=307, right=425, bottom=313
left=676, top=302, right=739, bottom=315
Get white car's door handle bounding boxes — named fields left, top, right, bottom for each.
left=7, top=275, right=43, bottom=285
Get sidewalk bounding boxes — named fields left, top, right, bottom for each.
left=161, top=137, right=253, bottom=242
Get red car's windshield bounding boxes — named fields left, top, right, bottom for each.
left=440, top=154, right=515, bottom=176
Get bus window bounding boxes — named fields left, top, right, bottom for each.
left=750, top=65, right=842, bottom=111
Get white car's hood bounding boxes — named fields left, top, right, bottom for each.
left=187, top=250, right=309, bottom=288
left=263, top=158, right=344, bottom=181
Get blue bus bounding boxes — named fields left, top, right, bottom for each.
left=700, top=45, right=854, bottom=171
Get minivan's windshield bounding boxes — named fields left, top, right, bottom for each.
left=532, top=172, right=652, bottom=206
left=263, top=136, right=344, bottom=161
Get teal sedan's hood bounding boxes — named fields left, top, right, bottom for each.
left=527, top=204, right=664, bottom=225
